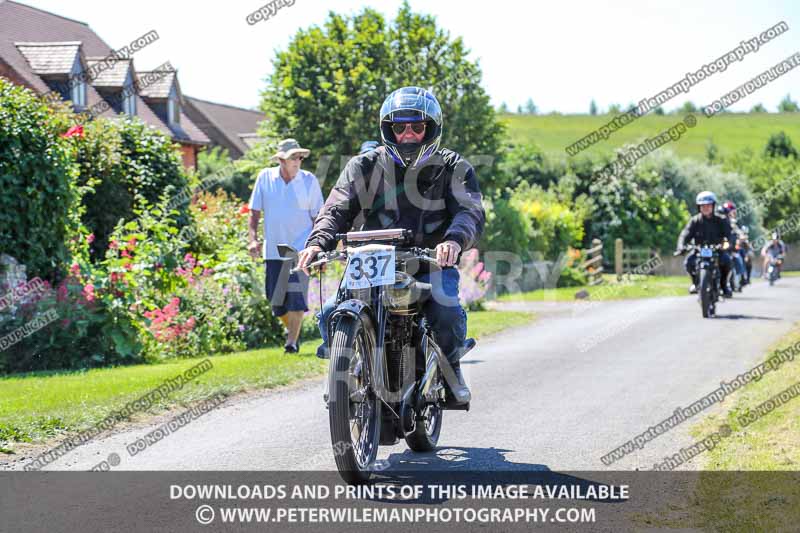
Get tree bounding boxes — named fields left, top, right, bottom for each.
left=589, top=99, right=598, bottom=115
left=764, top=131, right=799, bottom=159
left=679, top=101, right=697, bottom=113
left=750, top=103, right=767, bottom=113
left=523, top=98, right=537, bottom=115
left=607, top=103, right=621, bottom=114
left=705, top=139, right=720, bottom=164
left=517, top=105, right=523, bottom=114
left=252, top=1, right=504, bottom=193
left=653, top=106, right=665, bottom=115
left=778, top=94, right=799, bottom=112
left=497, top=101, right=509, bottom=114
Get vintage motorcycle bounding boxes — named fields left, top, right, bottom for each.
left=680, top=243, right=725, bottom=318
left=284, top=228, right=475, bottom=484
left=767, top=254, right=784, bottom=286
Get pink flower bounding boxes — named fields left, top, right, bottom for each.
left=87, top=233, right=95, bottom=244
left=121, top=249, right=131, bottom=258
left=109, top=239, right=119, bottom=250
left=239, top=204, right=250, bottom=215
left=69, top=263, right=80, bottom=276
left=127, top=237, right=137, bottom=249
left=82, top=283, right=95, bottom=302
left=61, top=124, right=84, bottom=138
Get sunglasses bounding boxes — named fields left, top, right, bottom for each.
left=391, top=122, right=426, bottom=135
left=286, top=154, right=305, bottom=161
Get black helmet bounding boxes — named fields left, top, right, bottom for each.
left=379, top=86, right=442, bottom=167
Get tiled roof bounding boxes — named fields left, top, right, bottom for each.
left=86, top=56, right=132, bottom=87
left=184, top=96, right=265, bottom=158
left=137, top=68, right=175, bottom=99
left=0, top=0, right=207, bottom=146
left=14, top=41, right=81, bottom=75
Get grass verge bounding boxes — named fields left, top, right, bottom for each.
left=496, top=275, right=688, bottom=302
left=0, top=309, right=534, bottom=453
left=644, top=322, right=800, bottom=530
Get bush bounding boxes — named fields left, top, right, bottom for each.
left=0, top=79, right=81, bottom=280
left=71, top=117, right=193, bottom=258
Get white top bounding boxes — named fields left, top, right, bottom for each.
left=248, top=167, right=324, bottom=259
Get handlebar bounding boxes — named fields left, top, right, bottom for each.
left=290, top=246, right=437, bottom=274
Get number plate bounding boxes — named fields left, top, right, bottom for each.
left=699, top=248, right=713, bottom=258
left=345, top=245, right=396, bottom=289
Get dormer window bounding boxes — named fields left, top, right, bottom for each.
left=70, top=57, right=86, bottom=108
left=121, top=72, right=136, bottom=116
left=167, top=85, right=180, bottom=125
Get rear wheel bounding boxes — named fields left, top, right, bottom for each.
left=699, top=269, right=712, bottom=318
left=328, top=315, right=380, bottom=484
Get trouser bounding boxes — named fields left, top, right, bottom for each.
left=318, top=267, right=467, bottom=365
left=684, top=251, right=732, bottom=291
left=732, top=252, right=745, bottom=278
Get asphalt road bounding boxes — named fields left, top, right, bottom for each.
left=8, top=276, right=800, bottom=472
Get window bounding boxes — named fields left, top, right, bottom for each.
left=167, top=86, right=180, bottom=125
left=70, top=58, right=86, bottom=108
left=122, top=73, right=136, bottom=116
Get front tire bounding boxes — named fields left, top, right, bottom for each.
left=699, top=269, right=712, bottom=318
left=328, top=315, right=380, bottom=484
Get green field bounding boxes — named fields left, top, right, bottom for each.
left=500, top=112, right=800, bottom=161
left=0, top=309, right=534, bottom=453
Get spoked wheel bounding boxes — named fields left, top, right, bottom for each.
left=328, top=315, right=380, bottom=484
left=699, top=269, right=712, bottom=318
left=405, top=398, right=443, bottom=452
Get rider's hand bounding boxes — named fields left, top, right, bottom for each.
left=297, top=245, right=323, bottom=274
left=673, top=249, right=682, bottom=257
left=435, top=240, right=462, bottom=267
left=248, top=240, right=261, bottom=260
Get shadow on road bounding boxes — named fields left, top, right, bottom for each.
left=460, top=359, right=485, bottom=365
left=713, top=314, right=781, bottom=321
left=362, top=447, right=623, bottom=505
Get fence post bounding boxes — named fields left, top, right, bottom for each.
left=581, top=239, right=604, bottom=286
left=615, top=238, right=623, bottom=278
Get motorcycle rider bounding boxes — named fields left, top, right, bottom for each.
left=297, top=86, right=485, bottom=405
left=675, top=191, right=735, bottom=297
left=761, top=232, right=787, bottom=278
left=719, top=201, right=747, bottom=288
left=737, top=225, right=753, bottom=284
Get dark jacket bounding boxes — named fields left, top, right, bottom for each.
left=676, top=212, right=735, bottom=250
left=306, top=147, right=485, bottom=253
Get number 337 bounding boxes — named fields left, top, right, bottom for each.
left=349, top=254, right=391, bottom=281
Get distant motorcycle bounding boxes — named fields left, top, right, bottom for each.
left=284, top=228, right=475, bottom=484
left=767, top=254, right=784, bottom=286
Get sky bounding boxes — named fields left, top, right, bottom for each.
left=15, top=0, right=800, bottom=113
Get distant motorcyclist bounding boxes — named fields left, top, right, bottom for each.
left=761, top=232, right=787, bottom=278
left=737, top=225, right=753, bottom=284
left=676, top=191, right=735, bottom=297
left=719, top=201, right=747, bottom=288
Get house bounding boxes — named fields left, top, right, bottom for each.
left=0, top=0, right=209, bottom=168
left=184, top=96, right=266, bottom=160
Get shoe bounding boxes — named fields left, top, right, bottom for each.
left=316, top=343, right=329, bottom=359
left=688, top=284, right=697, bottom=294
left=723, top=288, right=733, bottom=298
left=444, top=363, right=471, bottom=405
left=284, top=343, right=298, bottom=354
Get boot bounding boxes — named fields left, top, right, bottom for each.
left=445, top=362, right=471, bottom=405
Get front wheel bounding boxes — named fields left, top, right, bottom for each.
left=699, top=268, right=712, bottom=318
left=328, top=315, right=381, bottom=484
